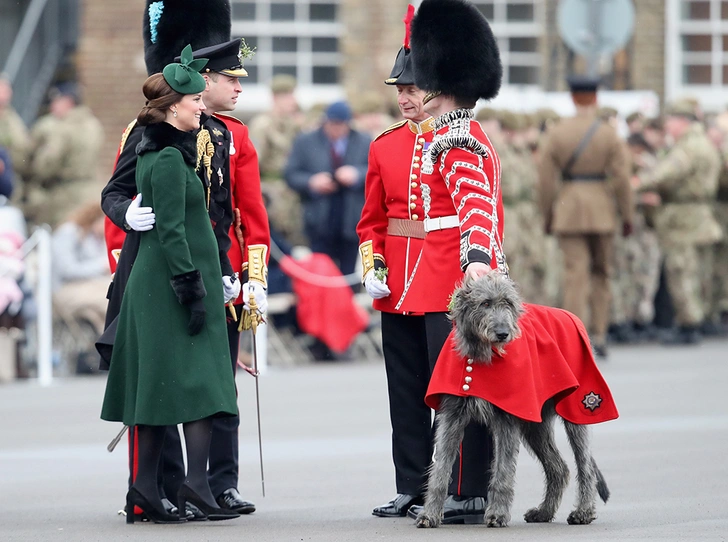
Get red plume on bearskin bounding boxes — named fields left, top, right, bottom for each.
left=143, top=0, right=232, bottom=76
left=410, top=0, right=502, bottom=102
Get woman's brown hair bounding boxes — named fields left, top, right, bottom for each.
left=136, top=73, right=184, bottom=126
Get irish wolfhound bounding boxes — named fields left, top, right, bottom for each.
left=416, top=273, right=611, bottom=528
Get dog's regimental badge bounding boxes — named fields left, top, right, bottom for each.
left=212, top=127, right=223, bottom=138
left=582, top=392, right=602, bottom=411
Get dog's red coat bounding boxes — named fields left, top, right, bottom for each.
left=426, top=303, right=618, bottom=425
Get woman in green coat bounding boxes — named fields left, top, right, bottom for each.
left=101, top=47, right=238, bottom=523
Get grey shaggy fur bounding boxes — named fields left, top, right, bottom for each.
left=416, top=273, right=610, bottom=529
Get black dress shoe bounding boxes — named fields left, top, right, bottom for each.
left=125, top=487, right=185, bottom=524
left=660, top=326, right=702, bottom=345
left=185, top=502, right=208, bottom=521
left=216, top=488, right=256, bottom=514
left=178, top=483, right=240, bottom=521
left=372, top=494, right=423, bottom=517
left=407, top=496, right=485, bottom=524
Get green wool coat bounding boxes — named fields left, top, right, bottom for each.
left=101, top=122, right=237, bottom=426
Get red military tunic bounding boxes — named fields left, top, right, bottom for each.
left=399, top=108, right=506, bottom=313
left=426, top=303, right=619, bottom=425
left=219, top=114, right=270, bottom=302
left=356, top=117, right=436, bottom=313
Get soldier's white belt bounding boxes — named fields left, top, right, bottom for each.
left=424, top=215, right=459, bottom=232
left=387, top=215, right=459, bottom=239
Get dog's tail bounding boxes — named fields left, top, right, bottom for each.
left=592, top=457, right=610, bottom=503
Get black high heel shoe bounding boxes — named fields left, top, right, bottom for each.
left=126, top=487, right=186, bottom=524
left=177, top=483, right=240, bottom=521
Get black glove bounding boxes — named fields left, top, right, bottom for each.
left=187, top=298, right=206, bottom=335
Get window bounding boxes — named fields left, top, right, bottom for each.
left=667, top=0, right=728, bottom=107
left=231, top=0, right=342, bottom=91
left=472, top=0, right=542, bottom=88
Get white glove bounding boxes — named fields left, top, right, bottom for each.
left=243, top=281, right=268, bottom=315
left=364, top=270, right=391, bottom=299
left=222, top=275, right=241, bottom=303
left=125, top=194, right=155, bottom=231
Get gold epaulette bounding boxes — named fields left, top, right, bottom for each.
left=214, top=112, right=245, bottom=126
left=118, top=119, right=137, bottom=154
left=374, top=120, right=407, bottom=141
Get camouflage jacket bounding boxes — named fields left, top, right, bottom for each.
left=638, top=123, right=722, bottom=245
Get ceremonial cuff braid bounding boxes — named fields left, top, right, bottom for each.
left=171, top=270, right=207, bottom=305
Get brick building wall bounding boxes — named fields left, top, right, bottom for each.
left=340, top=0, right=409, bottom=100
left=77, top=0, right=147, bottom=178
left=631, top=0, right=666, bottom=101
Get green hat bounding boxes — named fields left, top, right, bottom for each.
left=162, top=45, right=208, bottom=94
left=664, top=100, right=698, bottom=120
left=270, top=74, right=297, bottom=94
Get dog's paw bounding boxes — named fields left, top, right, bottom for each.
left=567, top=508, right=596, bottom=525
left=415, top=513, right=441, bottom=528
left=524, top=507, right=554, bottom=523
left=485, top=513, right=509, bottom=528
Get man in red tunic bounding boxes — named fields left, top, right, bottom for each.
left=357, top=0, right=504, bottom=524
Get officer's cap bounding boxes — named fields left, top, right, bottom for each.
left=664, top=100, right=698, bottom=121
left=176, top=38, right=253, bottom=78
left=48, top=82, right=80, bottom=103
left=499, top=110, right=524, bottom=131
left=566, top=75, right=600, bottom=93
left=270, top=74, right=297, bottom=94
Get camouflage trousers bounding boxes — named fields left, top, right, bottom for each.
left=610, top=213, right=661, bottom=325
left=662, top=243, right=715, bottom=327
left=503, top=203, right=551, bottom=305
left=709, top=202, right=728, bottom=320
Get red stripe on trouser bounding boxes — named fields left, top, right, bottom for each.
left=129, top=426, right=143, bottom=515
left=457, top=442, right=463, bottom=495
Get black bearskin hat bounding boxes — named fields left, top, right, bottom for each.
left=143, top=0, right=232, bottom=76
left=410, top=0, right=502, bottom=102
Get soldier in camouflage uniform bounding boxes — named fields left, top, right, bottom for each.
left=705, top=118, right=728, bottom=331
left=0, top=76, right=30, bottom=200
left=636, top=100, right=722, bottom=344
left=610, top=133, right=662, bottom=342
left=248, top=74, right=307, bottom=245
left=24, top=83, right=104, bottom=227
left=499, top=111, right=549, bottom=304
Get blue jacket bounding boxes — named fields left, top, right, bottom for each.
left=0, top=146, right=14, bottom=199
left=285, top=126, right=371, bottom=242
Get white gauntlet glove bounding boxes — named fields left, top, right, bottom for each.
left=222, top=275, right=241, bottom=303
left=364, top=270, right=391, bottom=300
left=125, top=194, right=155, bottom=231
left=243, top=282, right=268, bottom=315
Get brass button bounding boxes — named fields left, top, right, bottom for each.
left=415, top=145, right=422, bottom=150
left=465, top=366, right=473, bottom=373
left=410, top=194, right=417, bottom=201
left=418, top=137, right=425, bottom=144
left=467, top=358, right=473, bottom=365
left=412, top=214, right=419, bottom=220
left=410, top=203, right=416, bottom=209
left=413, top=156, right=420, bottom=162
left=462, top=384, right=470, bottom=392
left=411, top=182, right=418, bottom=188
left=413, top=163, right=420, bottom=169
left=410, top=174, right=418, bottom=180
left=465, top=376, right=472, bottom=383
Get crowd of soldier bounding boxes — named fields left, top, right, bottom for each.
left=3, top=70, right=727, bottom=352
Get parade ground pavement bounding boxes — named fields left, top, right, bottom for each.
left=1, top=340, right=727, bottom=542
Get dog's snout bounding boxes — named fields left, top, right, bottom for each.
left=496, top=332, right=509, bottom=341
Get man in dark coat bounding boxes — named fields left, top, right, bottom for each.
left=285, top=101, right=371, bottom=276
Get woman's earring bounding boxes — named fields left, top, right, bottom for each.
left=173, top=109, right=178, bottom=118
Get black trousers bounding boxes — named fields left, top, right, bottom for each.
left=135, top=305, right=243, bottom=505
left=381, top=312, right=493, bottom=497
left=310, top=235, right=360, bottom=277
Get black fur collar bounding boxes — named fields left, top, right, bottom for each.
left=136, top=122, right=197, bottom=167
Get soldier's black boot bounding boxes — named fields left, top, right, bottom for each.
left=660, top=326, right=702, bottom=345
